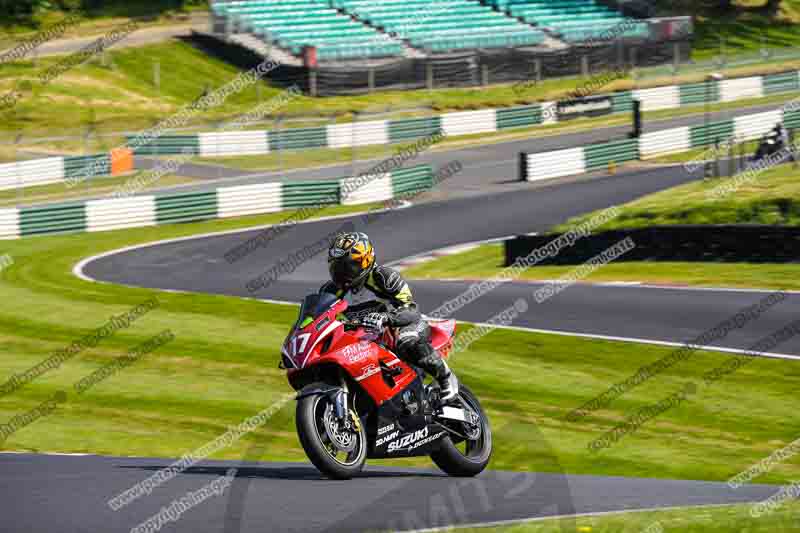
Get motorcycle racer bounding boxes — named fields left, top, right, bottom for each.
left=321, top=231, right=459, bottom=402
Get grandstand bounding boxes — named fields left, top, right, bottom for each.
left=213, top=0, right=404, bottom=60
left=337, top=0, right=545, bottom=53
left=206, top=0, right=690, bottom=94
left=212, top=0, right=655, bottom=60
left=490, top=0, right=650, bottom=43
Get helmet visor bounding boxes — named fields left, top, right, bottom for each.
left=328, top=257, right=362, bottom=288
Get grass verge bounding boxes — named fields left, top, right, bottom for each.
left=0, top=207, right=798, bottom=485
left=404, top=163, right=800, bottom=290
left=0, top=172, right=198, bottom=207
left=554, top=163, right=800, bottom=231
left=1, top=38, right=800, bottom=143
left=456, top=500, right=800, bottom=532
left=401, top=243, right=800, bottom=291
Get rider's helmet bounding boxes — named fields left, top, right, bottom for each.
left=328, top=232, right=376, bottom=292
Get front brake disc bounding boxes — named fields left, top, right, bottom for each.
left=322, top=404, right=357, bottom=453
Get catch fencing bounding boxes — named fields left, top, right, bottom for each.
left=124, top=70, right=800, bottom=157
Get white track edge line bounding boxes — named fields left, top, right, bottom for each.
left=398, top=501, right=768, bottom=533
left=72, top=223, right=800, bottom=362
left=459, top=321, right=800, bottom=361
left=71, top=204, right=401, bottom=283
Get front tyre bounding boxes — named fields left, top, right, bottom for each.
left=430, top=384, right=492, bottom=477
left=296, top=383, right=367, bottom=480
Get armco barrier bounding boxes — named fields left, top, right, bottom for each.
left=496, top=105, right=542, bottom=129
left=639, top=126, right=690, bottom=158
left=64, top=155, right=110, bottom=181
left=391, top=166, right=435, bottom=197
left=0, top=150, right=135, bottom=192
left=0, top=165, right=433, bottom=240
left=121, top=70, right=800, bottom=157
left=689, top=120, right=735, bottom=148
left=0, top=157, right=64, bottom=191
left=584, top=138, right=639, bottom=170
left=520, top=105, right=796, bottom=181
left=0, top=209, right=19, bottom=239
left=678, top=81, right=717, bottom=106
left=199, top=131, right=269, bottom=156
left=785, top=109, right=800, bottom=130
left=733, top=109, right=784, bottom=142
left=631, top=86, right=680, bottom=111
left=20, top=202, right=86, bottom=237
left=763, top=71, right=800, bottom=95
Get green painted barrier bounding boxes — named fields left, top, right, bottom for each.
left=391, top=165, right=434, bottom=196
left=763, top=72, right=799, bottom=95
left=268, top=127, right=328, bottom=151
left=20, top=202, right=87, bottom=236
left=610, top=91, right=634, bottom=113
left=496, top=105, right=542, bottom=129
left=679, top=81, right=719, bottom=106
left=388, top=117, right=442, bottom=143
left=64, top=155, right=111, bottom=179
left=282, top=181, right=340, bottom=208
left=155, top=191, right=218, bottom=224
left=584, top=138, right=639, bottom=170
left=690, top=120, right=735, bottom=148
left=126, top=135, right=200, bottom=156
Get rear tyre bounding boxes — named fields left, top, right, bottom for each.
left=430, top=383, right=492, bottom=477
left=296, top=383, right=367, bottom=480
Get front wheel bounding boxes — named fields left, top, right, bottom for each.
left=296, top=383, right=367, bottom=480
left=430, top=384, right=492, bottom=477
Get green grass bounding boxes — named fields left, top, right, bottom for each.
left=691, top=0, right=800, bottom=61
left=0, top=2, right=206, bottom=40
left=555, top=163, right=800, bottom=231
left=0, top=207, right=799, bottom=485
left=647, top=140, right=761, bottom=165
left=403, top=243, right=800, bottom=290
left=3, top=38, right=800, bottom=143
left=0, top=172, right=198, bottom=207
left=455, top=500, right=800, bottom=532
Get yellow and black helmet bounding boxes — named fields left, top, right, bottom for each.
left=328, top=232, right=376, bottom=291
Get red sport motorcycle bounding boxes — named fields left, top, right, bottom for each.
left=281, top=292, right=492, bottom=479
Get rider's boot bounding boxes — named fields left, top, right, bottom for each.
left=437, top=360, right=459, bottom=403
left=418, top=343, right=459, bottom=403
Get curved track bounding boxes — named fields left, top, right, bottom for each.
left=0, top=453, right=779, bottom=533
left=27, top=109, right=798, bottom=533
left=83, top=164, right=800, bottom=356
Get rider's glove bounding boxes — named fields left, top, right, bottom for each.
left=361, top=312, right=388, bottom=331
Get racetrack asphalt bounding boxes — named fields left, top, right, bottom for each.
left=44, top=102, right=800, bottom=533
left=126, top=100, right=786, bottom=201
left=82, top=163, right=800, bottom=356
left=1, top=452, right=780, bottom=533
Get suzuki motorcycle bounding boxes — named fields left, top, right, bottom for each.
left=281, top=292, right=492, bottom=479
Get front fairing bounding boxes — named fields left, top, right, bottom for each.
left=282, top=294, right=348, bottom=370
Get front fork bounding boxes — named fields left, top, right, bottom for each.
left=334, top=370, right=360, bottom=432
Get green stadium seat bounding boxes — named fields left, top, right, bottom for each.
left=218, top=0, right=404, bottom=60
left=338, top=0, right=544, bottom=51
left=490, top=0, right=649, bottom=43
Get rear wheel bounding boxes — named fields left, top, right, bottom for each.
left=296, top=383, right=367, bottom=480
left=430, top=384, right=492, bottom=477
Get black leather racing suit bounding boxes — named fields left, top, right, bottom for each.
left=319, top=265, right=447, bottom=381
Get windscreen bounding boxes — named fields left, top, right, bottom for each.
left=295, top=292, right=338, bottom=329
